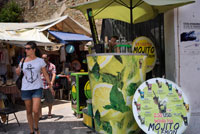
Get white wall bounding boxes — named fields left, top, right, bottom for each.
left=165, top=0, right=200, bottom=133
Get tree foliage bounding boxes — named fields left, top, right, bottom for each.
left=0, top=1, right=23, bottom=22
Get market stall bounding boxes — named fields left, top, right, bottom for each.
left=71, top=0, right=195, bottom=133
left=0, top=43, right=24, bottom=103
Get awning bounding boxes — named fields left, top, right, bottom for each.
left=0, top=15, right=91, bottom=36
left=49, top=31, right=92, bottom=42
left=0, top=29, right=52, bottom=46
left=0, top=15, right=91, bottom=46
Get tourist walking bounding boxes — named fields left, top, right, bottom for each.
left=40, top=53, right=56, bottom=119
left=16, top=41, right=52, bottom=134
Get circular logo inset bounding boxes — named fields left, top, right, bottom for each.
left=132, top=36, right=156, bottom=73
left=132, top=78, right=190, bottom=134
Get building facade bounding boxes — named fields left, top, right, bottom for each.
left=165, top=0, right=200, bottom=133
left=14, top=0, right=102, bottom=34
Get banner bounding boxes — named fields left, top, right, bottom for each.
left=132, top=78, right=190, bottom=134
left=132, top=36, right=156, bottom=73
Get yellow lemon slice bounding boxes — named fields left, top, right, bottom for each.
left=97, top=56, right=112, bottom=69
left=97, top=56, right=123, bottom=76
left=93, top=83, right=124, bottom=122
left=93, top=83, right=112, bottom=115
left=110, top=112, right=139, bottom=134
left=87, top=57, right=95, bottom=71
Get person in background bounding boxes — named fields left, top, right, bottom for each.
left=16, top=41, right=52, bottom=134
left=108, top=35, right=119, bottom=53
left=40, top=54, right=56, bottom=119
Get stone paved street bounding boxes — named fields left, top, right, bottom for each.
left=0, top=100, right=95, bottom=134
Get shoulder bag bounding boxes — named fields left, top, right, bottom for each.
left=16, top=57, right=26, bottom=90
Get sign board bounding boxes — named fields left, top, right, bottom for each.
left=132, top=36, right=156, bottom=73
left=132, top=78, right=190, bottom=134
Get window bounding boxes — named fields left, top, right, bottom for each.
left=29, top=0, right=35, bottom=9
left=55, top=0, right=66, bottom=4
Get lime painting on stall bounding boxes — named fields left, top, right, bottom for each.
left=132, top=36, right=156, bottom=73
left=84, top=80, right=92, bottom=99
left=132, top=78, right=190, bottom=134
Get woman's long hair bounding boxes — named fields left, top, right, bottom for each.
left=25, top=41, right=41, bottom=57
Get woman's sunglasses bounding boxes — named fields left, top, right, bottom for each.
left=25, top=47, right=32, bottom=50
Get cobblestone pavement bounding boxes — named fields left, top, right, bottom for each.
left=0, top=100, right=95, bottom=134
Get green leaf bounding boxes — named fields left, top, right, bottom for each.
left=127, top=83, right=138, bottom=96
left=117, top=118, right=125, bottom=129
left=92, top=63, right=100, bottom=80
left=128, top=71, right=134, bottom=80
left=127, top=117, right=134, bottom=128
left=104, top=105, right=113, bottom=110
left=102, top=121, right=112, bottom=134
left=128, top=131, right=136, bottom=134
left=104, top=85, right=130, bottom=113
left=120, top=67, right=125, bottom=79
left=93, top=56, right=97, bottom=62
left=117, top=81, right=124, bottom=90
left=102, top=73, right=117, bottom=85
left=114, top=55, right=123, bottom=64
left=94, top=110, right=101, bottom=126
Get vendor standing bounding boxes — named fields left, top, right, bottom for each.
left=108, top=35, right=119, bottom=53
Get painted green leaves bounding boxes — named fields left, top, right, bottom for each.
left=91, top=63, right=100, bottom=80
left=94, top=110, right=112, bottom=134
left=104, top=85, right=130, bottom=113
left=102, top=68, right=124, bottom=90
left=127, top=83, right=138, bottom=96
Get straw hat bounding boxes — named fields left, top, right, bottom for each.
left=6, top=79, right=13, bottom=86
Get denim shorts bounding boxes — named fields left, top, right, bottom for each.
left=21, top=88, right=43, bottom=100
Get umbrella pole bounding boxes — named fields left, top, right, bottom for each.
left=87, top=8, right=102, bottom=53
left=130, top=0, right=133, bottom=40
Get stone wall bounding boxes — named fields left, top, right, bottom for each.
left=0, top=0, right=9, bottom=8
left=15, top=0, right=102, bottom=35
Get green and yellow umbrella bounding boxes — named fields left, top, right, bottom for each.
left=71, top=0, right=195, bottom=24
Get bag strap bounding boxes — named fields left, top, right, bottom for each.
left=20, top=57, right=26, bottom=73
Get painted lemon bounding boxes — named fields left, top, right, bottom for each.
left=97, top=56, right=124, bottom=76
left=92, top=83, right=124, bottom=122
left=87, top=57, right=96, bottom=71
left=110, top=112, right=140, bottom=134
left=92, top=83, right=112, bottom=115
left=97, top=56, right=112, bottom=69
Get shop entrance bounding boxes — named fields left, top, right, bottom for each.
left=101, top=14, right=165, bottom=79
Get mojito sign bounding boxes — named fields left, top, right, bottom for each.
left=132, top=78, right=190, bottom=134
left=132, top=36, right=156, bottom=73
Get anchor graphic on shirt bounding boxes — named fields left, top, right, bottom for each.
left=25, top=64, right=38, bottom=83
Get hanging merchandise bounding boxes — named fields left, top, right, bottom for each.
left=0, top=47, right=9, bottom=65
left=60, top=46, right=66, bottom=62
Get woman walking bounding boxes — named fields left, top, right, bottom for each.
left=16, top=41, right=52, bottom=134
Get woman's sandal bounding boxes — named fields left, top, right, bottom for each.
left=48, top=114, right=52, bottom=119
left=34, top=128, right=39, bottom=134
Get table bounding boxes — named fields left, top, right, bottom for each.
left=0, top=85, right=21, bottom=104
